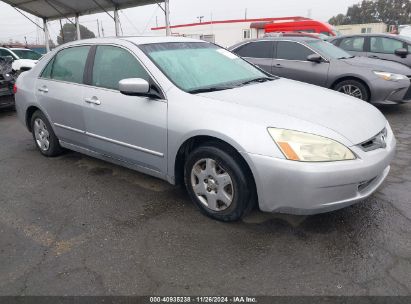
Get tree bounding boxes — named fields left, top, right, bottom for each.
left=57, top=23, right=95, bottom=45
left=329, top=0, right=411, bottom=26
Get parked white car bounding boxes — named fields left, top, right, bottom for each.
left=400, top=25, right=411, bottom=38
left=0, top=47, right=42, bottom=71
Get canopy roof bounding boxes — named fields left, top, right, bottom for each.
left=2, top=0, right=162, bottom=20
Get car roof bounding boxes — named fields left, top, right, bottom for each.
left=230, top=36, right=318, bottom=49
left=64, top=36, right=203, bottom=47
left=332, top=33, right=410, bottom=42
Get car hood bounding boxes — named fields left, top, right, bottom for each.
left=11, top=59, right=38, bottom=71
left=199, top=78, right=387, bottom=145
left=340, top=57, right=411, bottom=75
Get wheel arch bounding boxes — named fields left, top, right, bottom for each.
left=173, top=135, right=257, bottom=197
left=25, top=105, right=40, bottom=132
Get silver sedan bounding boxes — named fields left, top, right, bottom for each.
left=15, top=37, right=396, bottom=221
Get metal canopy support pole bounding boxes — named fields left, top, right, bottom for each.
left=43, top=18, right=50, bottom=52
left=164, top=0, right=171, bottom=36
left=114, top=7, right=120, bottom=36
left=75, top=14, right=81, bottom=40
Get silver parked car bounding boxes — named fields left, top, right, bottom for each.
left=230, top=36, right=411, bottom=104
left=329, top=34, right=411, bottom=68
left=15, top=37, right=396, bottom=221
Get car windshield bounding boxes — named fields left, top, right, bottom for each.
left=12, top=49, right=42, bottom=60
left=140, top=42, right=271, bottom=93
left=306, top=40, right=353, bottom=59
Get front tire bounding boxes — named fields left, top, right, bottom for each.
left=31, top=110, right=63, bottom=157
left=334, top=79, right=370, bottom=101
left=184, top=144, right=255, bottom=222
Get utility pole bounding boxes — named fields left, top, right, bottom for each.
left=101, top=21, right=105, bottom=37
left=97, top=19, right=101, bottom=37
left=164, top=0, right=171, bottom=36
left=245, top=8, right=248, bottom=20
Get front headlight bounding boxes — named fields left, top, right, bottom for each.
left=268, top=128, right=356, bottom=162
left=373, top=71, right=408, bottom=81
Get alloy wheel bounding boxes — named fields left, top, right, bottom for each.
left=338, top=84, right=363, bottom=100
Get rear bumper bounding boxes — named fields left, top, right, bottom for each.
left=244, top=126, right=396, bottom=215
left=0, top=95, right=14, bottom=109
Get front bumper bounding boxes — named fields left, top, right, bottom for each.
left=369, top=77, right=411, bottom=105
left=245, top=126, right=396, bottom=215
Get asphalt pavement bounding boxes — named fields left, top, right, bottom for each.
left=0, top=103, right=410, bottom=296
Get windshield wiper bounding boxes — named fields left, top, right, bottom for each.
left=239, top=77, right=275, bottom=86
left=338, top=56, right=355, bottom=59
left=188, top=86, right=235, bottom=94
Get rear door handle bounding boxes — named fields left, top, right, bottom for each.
left=368, top=55, right=379, bottom=59
left=275, top=64, right=283, bottom=68
left=38, top=86, right=48, bottom=93
left=84, top=97, right=101, bottom=105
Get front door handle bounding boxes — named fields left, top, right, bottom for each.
left=275, top=64, right=283, bottom=68
left=368, top=55, right=379, bottom=59
left=38, top=86, right=48, bottom=93
left=84, top=97, right=101, bottom=105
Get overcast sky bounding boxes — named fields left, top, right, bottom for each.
left=0, top=0, right=361, bottom=44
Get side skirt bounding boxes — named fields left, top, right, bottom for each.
left=59, top=140, right=170, bottom=183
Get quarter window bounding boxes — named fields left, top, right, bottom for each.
left=339, top=37, right=365, bottom=52
left=370, top=37, right=404, bottom=54
left=276, top=41, right=315, bottom=61
left=92, top=46, right=149, bottom=90
left=51, top=46, right=90, bottom=84
left=40, top=57, right=54, bottom=79
left=234, top=41, right=274, bottom=59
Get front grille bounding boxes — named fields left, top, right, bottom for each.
left=359, top=128, right=388, bottom=152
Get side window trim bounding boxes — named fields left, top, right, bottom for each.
left=369, top=36, right=404, bottom=54
left=276, top=40, right=323, bottom=62
left=38, top=45, right=92, bottom=84
left=235, top=41, right=274, bottom=59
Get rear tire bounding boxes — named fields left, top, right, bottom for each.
left=334, top=79, right=370, bottom=101
left=30, top=110, right=63, bottom=157
left=184, top=144, right=255, bottom=222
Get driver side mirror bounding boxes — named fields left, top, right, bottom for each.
left=119, top=78, right=150, bottom=96
left=307, top=54, right=323, bottom=63
left=119, top=78, right=163, bottom=99
left=4, top=55, right=15, bottom=62
left=395, top=48, right=408, bottom=58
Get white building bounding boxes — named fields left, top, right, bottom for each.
left=335, top=23, right=387, bottom=35
left=150, top=17, right=305, bottom=47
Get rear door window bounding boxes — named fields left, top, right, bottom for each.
left=234, top=41, right=274, bottom=59
left=51, top=46, right=90, bottom=84
left=92, top=45, right=150, bottom=90
left=370, top=37, right=404, bottom=54
left=276, top=41, right=315, bottom=61
left=339, top=37, right=365, bottom=52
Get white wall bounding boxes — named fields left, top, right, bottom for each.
left=335, top=23, right=387, bottom=35
left=151, top=21, right=258, bottom=48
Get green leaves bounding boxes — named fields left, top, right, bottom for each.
left=329, top=0, right=411, bottom=27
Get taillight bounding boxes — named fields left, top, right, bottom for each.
left=13, top=84, right=17, bottom=94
